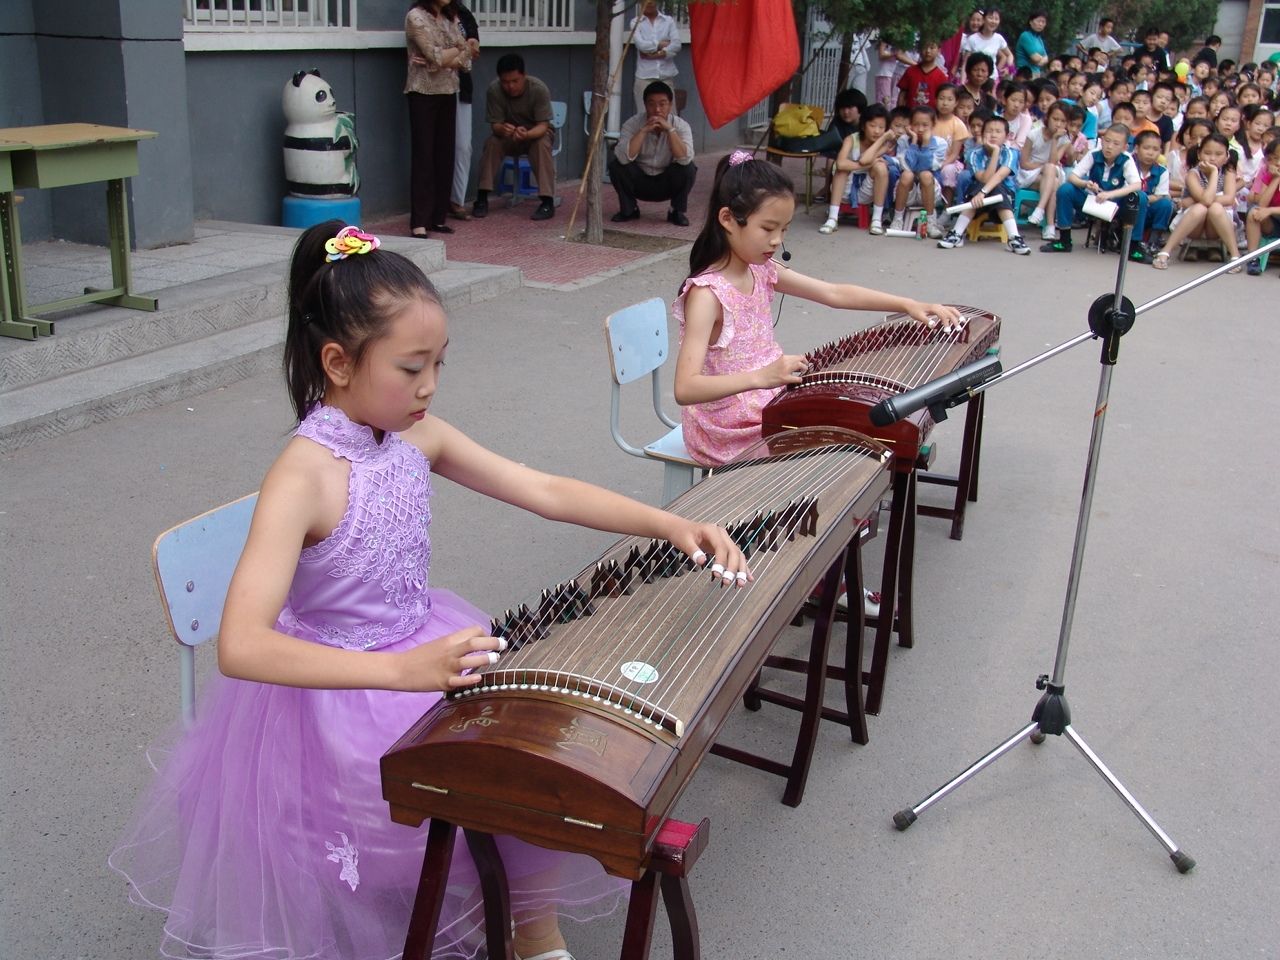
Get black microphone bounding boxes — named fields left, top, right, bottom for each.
left=869, top=355, right=1002, bottom=426
left=779, top=242, right=791, bottom=262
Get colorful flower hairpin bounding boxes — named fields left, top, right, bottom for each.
left=325, top=226, right=381, bottom=262
left=728, top=149, right=754, bottom=167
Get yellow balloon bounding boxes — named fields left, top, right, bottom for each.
left=1174, top=62, right=1189, bottom=78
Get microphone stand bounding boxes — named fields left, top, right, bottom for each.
left=880, top=210, right=1280, bottom=873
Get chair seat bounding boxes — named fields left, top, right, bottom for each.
left=966, top=213, right=1007, bottom=243
left=643, top=424, right=696, bottom=466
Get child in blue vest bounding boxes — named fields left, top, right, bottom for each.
left=937, top=113, right=1032, bottom=253
left=1040, top=123, right=1149, bottom=262
left=1132, top=129, right=1174, bottom=252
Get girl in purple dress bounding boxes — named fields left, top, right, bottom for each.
left=109, top=223, right=749, bottom=960
left=672, top=150, right=960, bottom=468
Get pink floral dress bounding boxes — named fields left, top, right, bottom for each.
left=674, top=260, right=784, bottom=466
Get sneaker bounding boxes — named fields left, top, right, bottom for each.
left=1128, top=244, right=1151, bottom=264
left=1007, top=235, right=1031, bottom=255
left=926, top=216, right=944, bottom=239
left=1028, top=207, right=1045, bottom=226
left=531, top=198, right=555, bottom=221
left=889, top=213, right=906, bottom=232
left=1039, top=237, right=1073, bottom=253
left=1247, top=257, right=1263, bottom=276
left=1042, top=224, right=1059, bottom=241
left=936, top=231, right=964, bottom=249
left=818, top=218, right=838, bottom=234
left=868, top=220, right=885, bottom=236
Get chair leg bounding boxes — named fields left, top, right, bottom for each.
left=662, top=463, right=697, bottom=505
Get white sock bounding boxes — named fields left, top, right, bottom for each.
left=952, top=214, right=972, bottom=234
left=872, top=204, right=884, bottom=222
left=1004, top=220, right=1020, bottom=238
left=827, top=203, right=840, bottom=220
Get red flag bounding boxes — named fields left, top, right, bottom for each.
left=687, top=0, right=800, bottom=129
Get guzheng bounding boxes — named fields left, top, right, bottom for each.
left=761, top=304, right=1001, bottom=466
left=382, top=427, right=892, bottom=880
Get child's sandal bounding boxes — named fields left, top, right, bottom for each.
left=1152, top=251, right=1170, bottom=270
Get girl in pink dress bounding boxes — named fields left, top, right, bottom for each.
left=673, top=151, right=960, bottom=468
left=109, top=222, right=749, bottom=960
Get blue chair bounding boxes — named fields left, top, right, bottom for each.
left=153, top=493, right=257, bottom=725
left=604, top=298, right=702, bottom=504
left=496, top=100, right=568, bottom=204
left=1013, top=187, right=1039, bottom=226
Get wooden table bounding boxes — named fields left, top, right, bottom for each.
left=0, top=123, right=158, bottom=340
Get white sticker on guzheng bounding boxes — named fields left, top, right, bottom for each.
left=620, top=661, right=660, bottom=684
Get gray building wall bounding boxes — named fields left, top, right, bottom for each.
left=6, top=0, right=741, bottom=241
left=3, top=0, right=195, bottom=247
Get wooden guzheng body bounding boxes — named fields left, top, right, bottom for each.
left=760, top=304, right=1001, bottom=467
left=382, top=427, right=892, bottom=880
left=759, top=306, right=1001, bottom=715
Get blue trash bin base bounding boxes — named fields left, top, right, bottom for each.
left=282, top=195, right=362, bottom=229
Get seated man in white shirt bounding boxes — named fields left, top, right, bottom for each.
left=608, top=81, right=697, bottom=226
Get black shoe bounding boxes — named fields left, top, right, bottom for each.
left=471, top=197, right=488, bottom=219
left=1127, top=243, right=1150, bottom=264
left=429, top=223, right=455, bottom=235
left=667, top=209, right=690, bottom=227
left=611, top=209, right=640, bottom=222
left=1039, top=238, right=1073, bottom=253
left=531, top=199, right=555, bottom=221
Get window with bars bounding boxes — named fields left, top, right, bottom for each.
left=469, top=0, right=575, bottom=31
left=184, top=0, right=353, bottom=30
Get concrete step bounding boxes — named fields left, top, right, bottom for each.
left=0, top=234, right=448, bottom=393
left=0, top=259, right=522, bottom=454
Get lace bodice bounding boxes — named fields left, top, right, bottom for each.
left=280, top=405, right=435, bottom=650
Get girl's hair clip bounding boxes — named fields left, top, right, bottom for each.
left=728, top=149, right=754, bottom=167
left=324, top=225, right=381, bottom=262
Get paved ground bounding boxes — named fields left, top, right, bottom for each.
left=1, top=182, right=1278, bottom=960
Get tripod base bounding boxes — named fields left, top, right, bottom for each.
left=893, top=686, right=1195, bottom=874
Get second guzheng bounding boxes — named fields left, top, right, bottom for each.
left=761, top=304, right=1001, bottom=465
left=382, top=427, right=892, bottom=879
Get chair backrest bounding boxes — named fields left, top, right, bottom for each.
left=550, top=100, right=567, bottom=158
left=604, top=297, right=670, bottom=386
left=154, top=493, right=257, bottom=649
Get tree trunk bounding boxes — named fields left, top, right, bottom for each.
left=583, top=0, right=613, bottom=245
left=837, top=31, right=853, bottom=93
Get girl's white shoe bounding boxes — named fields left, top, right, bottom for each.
left=517, top=952, right=575, bottom=960
left=818, top=219, right=838, bottom=234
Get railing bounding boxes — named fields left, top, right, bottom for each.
left=470, top=0, right=575, bottom=31
left=184, top=0, right=354, bottom=30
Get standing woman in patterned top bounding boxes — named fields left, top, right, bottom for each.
left=405, top=0, right=472, bottom=237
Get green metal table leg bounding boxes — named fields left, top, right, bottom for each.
left=85, top=178, right=157, bottom=311
left=0, top=191, right=41, bottom=339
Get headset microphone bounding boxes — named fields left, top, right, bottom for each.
left=780, top=244, right=792, bottom=262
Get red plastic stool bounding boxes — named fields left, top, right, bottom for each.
left=621, top=817, right=711, bottom=960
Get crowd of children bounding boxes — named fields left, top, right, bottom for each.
left=821, top=29, right=1280, bottom=273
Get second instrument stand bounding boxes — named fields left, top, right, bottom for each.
left=885, top=216, right=1280, bottom=872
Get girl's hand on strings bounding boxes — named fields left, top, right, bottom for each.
left=758, top=353, right=810, bottom=388
left=396, top=626, right=506, bottom=691
left=671, top=520, right=753, bottom=588
left=905, top=301, right=963, bottom=331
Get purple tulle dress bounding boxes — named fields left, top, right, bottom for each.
left=110, top=405, right=626, bottom=959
